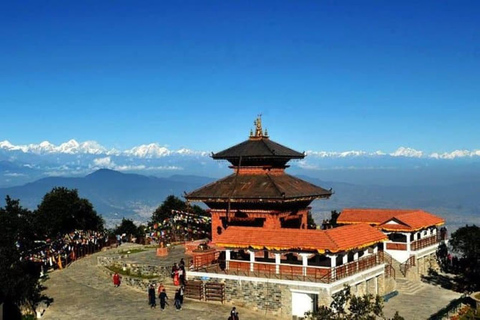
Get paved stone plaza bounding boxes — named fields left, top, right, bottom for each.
left=41, top=244, right=277, bottom=320
left=382, top=280, right=462, bottom=319
left=41, top=243, right=463, bottom=320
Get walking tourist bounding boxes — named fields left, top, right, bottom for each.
left=157, top=282, right=165, bottom=296
left=178, top=265, right=185, bottom=286
left=159, top=288, right=168, bottom=311
left=229, top=306, right=239, bottom=320
left=174, top=289, right=182, bottom=311
left=173, top=266, right=180, bottom=286
left=171, top=263, right=179, bottom=285
left=179, top=285, right=185, bottom=305
left=112, top=272, right=121, bottom=287
left=148, top=284, right=156, bottom=308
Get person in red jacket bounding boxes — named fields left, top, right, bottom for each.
left=113, top=272, right=121, bottom=287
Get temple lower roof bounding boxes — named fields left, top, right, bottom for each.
left=185, top=172, right=332, bottom=202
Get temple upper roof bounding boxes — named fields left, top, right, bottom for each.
left=212, top=115, right=304, bottom=164
left=212, top=138, right=304, bottom=161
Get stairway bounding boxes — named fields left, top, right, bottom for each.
left=395, top=278, right=425, bottom=295
left=381, top=251, right=400, bottom=279
left=382, top=251, right=414, bottom=279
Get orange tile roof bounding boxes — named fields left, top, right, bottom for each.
left=215, top=224, right=387, bottom=254
left=338, top=208, right=445, bottom=232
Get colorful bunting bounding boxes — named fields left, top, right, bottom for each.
left=149, top=210, right=211, bottom=242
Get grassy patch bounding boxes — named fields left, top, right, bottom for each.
left=117, top=248, right=146, bottom=255
left=144, top=245, right=161, bottom=249
left=106, top=266, right=159, bottom=280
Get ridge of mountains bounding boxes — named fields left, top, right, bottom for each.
left=0, top=169, right=213, bottom=225
left=0, top=169, right=478, bottom=231
left=2, top=139, right=480, bottom=160
left=3, top=145, right=480, bottom=189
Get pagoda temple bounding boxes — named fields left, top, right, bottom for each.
left=185, top=116, right=333, bottom=243
left=183, top=117, right=446, bottom=318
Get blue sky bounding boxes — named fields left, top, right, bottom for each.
left=1, top=1, right=479, bottom=154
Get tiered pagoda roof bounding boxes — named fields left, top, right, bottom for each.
left=215, top=224, right=387, bottom=254
left=185, top=116, right=333, bottom=203
left=210, top=116, right=305, bottom=167
left=212, top=138, right=304, bottom=161
left=338, top=208, right=445, bottom=232
left=186, top=172, right=332, bottom=202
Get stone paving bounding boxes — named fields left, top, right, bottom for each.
left=382, top=280, right=462, bottom=320
left=117, top=244, right=188, bottom=268
left=41, top=244, right=277, bottom=320
left=41, top=243, right=464, bottom=320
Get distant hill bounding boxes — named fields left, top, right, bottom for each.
left=0, top=169, right=213, bottom=225
left=0, top=169, right=478, bottom=231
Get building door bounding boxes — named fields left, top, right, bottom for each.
left=291, top=291, right=317, bottom=318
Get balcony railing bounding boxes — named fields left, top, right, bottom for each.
left=193, top=253, right=384, bottom=284
left=411, top=235, right=439, bottom=251
left=385, top=234, right=440, bottom=252
left=385, top=242, right=407, bottom=250
left=400, top=255, right=416, bottom=277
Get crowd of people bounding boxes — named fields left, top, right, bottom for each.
left=148, top=210, right=211, bottom=244
left=22, top=230, right=110, bottom=274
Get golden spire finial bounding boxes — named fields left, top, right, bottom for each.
left=253, top=114, right=263, bottom=137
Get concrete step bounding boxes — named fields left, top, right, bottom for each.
left=396, top=278, right=425, bottom=295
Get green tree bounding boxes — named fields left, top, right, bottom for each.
left=0, top=197, right=45, bottom=318
left=151, top=195, right=187, bottom=223
left=329, top=210, right=340, bottom=227
left=35, top=187, right=104, bottom=237
left=307, top=211, right=317, bottom=229
left=114, top=218, right=141, bottom=239
left=306, top=285, right=403, bottom=320
left=348, top=294, right=383, bottom=320
left=449, top=224, right=480, bottom=291
left=151, top=195, right=206, bottom=223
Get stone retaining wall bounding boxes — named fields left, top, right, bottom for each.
left=189, top=276, right=296, bottom=317
left=97, top=256, right=170, bottom=279
left=188, top=265, right=390, bottom=318
left=99, top=264, right=167, bottom=293
left=97, top=256, right=171, bottom=294
left=403, top=252, right=439, bottom=281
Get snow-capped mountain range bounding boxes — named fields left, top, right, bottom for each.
left=306, top=146, right=480, bottom=159
left=1, top=139, right=480, bottom=159
left=2, top=139, right=480, bottom=189
left=0, top=140, right=208, bottom=157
